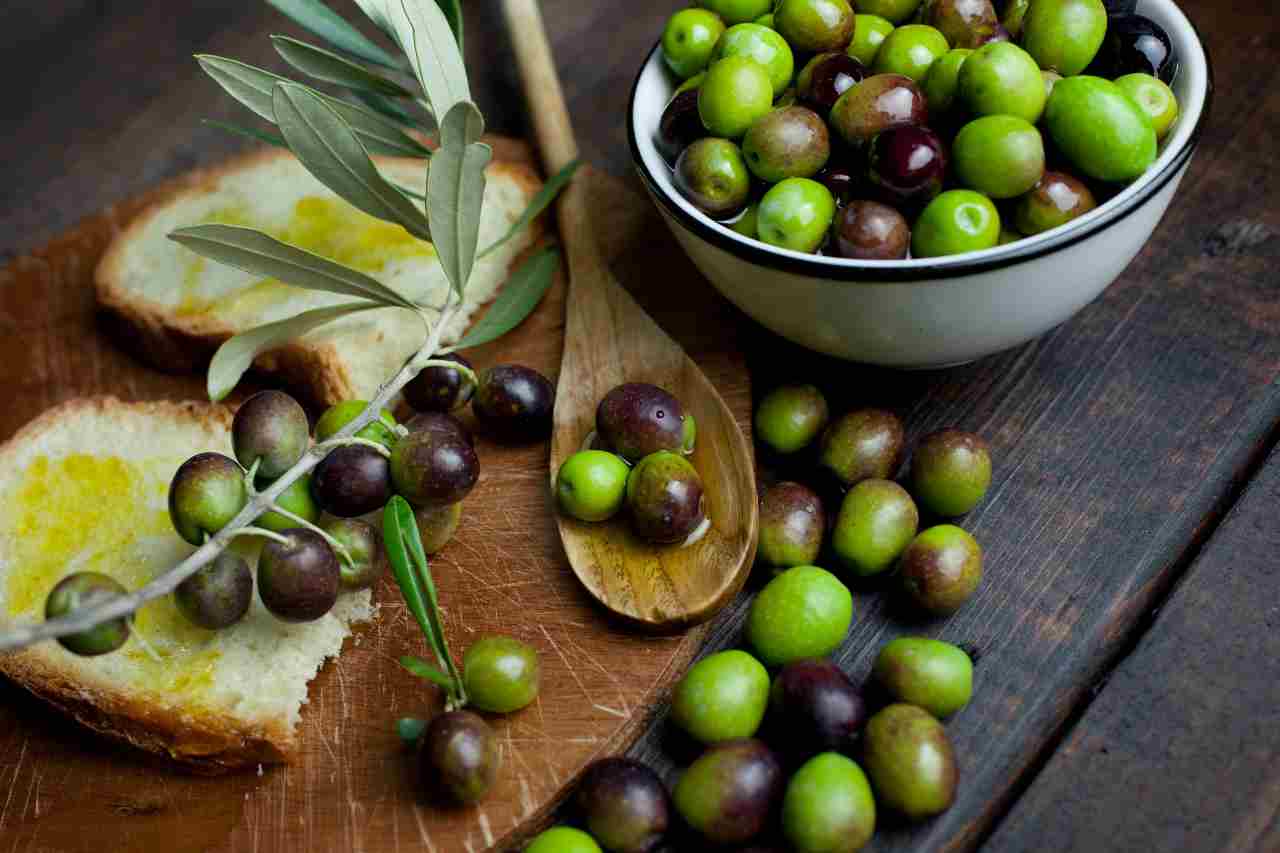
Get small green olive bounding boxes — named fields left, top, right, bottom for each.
left=853, top=0, right=921, bottom=25
left=168, top=452, right=249, bottom=546
left=674, top=138, right=753, bottom=220
left=712, top=22, right=796, bottom=97
left=775, top=0, right=857, bottom=52
left=911, top=189, right=1001, bottom=258
left=556, top=450, right=631, bottom=522
left=755, top=384, right=830, bottom=455
left=899, top=524, right=983, bottom=615
left=952, top=114, right=1045, bottom=199
left=321, top=517, right=385, bottom=590
left=831, top=479, right=919, bottom=578
left=255, top=474, right=320, bottom=533
left=910, top=428, right=992, bottom=516
left=1114, top=72, right=1180, bottom=140
left=729, top=202, right=760, bottom=239
left=746, top=565, right=853, bottom=666
left=314, top=400, right=399, bottom=449
left=682, top=413, right=698, bottom=454
left=174, top=551, right=253, bottom=630
left=872, top=24, right=950, bottom=83
left=663, top=8, right=727, bottom=79
left=524, top=827, right=602, bottom=853
left=698, top=55, right=776, bottom=139
left=848, top=14, right=895, bottom=66
left=699, top=0, right=774, bottom=25
left=756, top=177, right=837, bottom=253
left=1020, top=0, right=1108, bottom=76
left=414, top=501, right=463, bottom=555
left=45, top=572, right=131, bottom=656
left=232, top=390, right=309, bottom=481
left=922, top=48, right=972, bottom=116
left=873, top=637, right=973, bottom=717
left=1044, top=75, right=1158, bottom=182
left=462, top=635, right=541, bottom=714
left=672, top=649, right=771, bottom=744
left=782, top=753, right=876, bottom=853
left=958, top=41, right=1047, bottom=124
left=862, top=704, right=958, bottom=820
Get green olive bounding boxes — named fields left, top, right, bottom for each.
left=848, top=14, right=896, bottom=66
left=831, top=479, right=919, bottom=577
left=675, top=138, right=753, bottom=220
left=775, top=0, right=857, bottom=52
left=873, top=637, right=973, bottom=717
left=817, top=409, right=905, bottom=488
left=743, top=106, right=831, bottom=183
left=255, top=474, right=320, bottom=533
left=663, top=8, right=727, bottom=79
left=699, top=55, right=776, bottom=138
left=911, top=189, right=1001, bottom=258
left=952, top=115, right=1045, bottom=199
left=910, top=428, right=992, bottom=516
left=175, top=551, right=253, bottom=630
left=232, top=390, right=309, bottom=481
left=45, top=572, right=131, bottom=656
left=682, top=413, right=698, bottom=454
left=524, top=827, right=602, bottom=853
left=1045, top=75, right=1158, bottom=182
left=672, top=649, right=771, bottom=744
left=321, top=517, right=385, bottom=590
left=899, top=525, right=983, bottom=615
left=712, top=23, right=796, bottom=97
left=1115, top=73, right=1180, bottom=140
left=1020, top=0, right=1108, bottom=76
left=414, top=501, right=463, bottom=555
left=922, top=48, right=972, bottom=116
left=872, top=24, right=950, bottom=83
left=1000, top=0, right=1029, bottom=37
left=555, top=450, right=631, bottom=522
left=168, top=452, right=248, bottom=546
left=862, top=704, right=958, bottom=820
left=699, top=0, right=774, bottom=25
left=462, top=635, right=541, bottom=713
left=674, top=739, right=783, bottom=844
left=626, top=451, right=707, bottom=544
left=754, top=384, right=829, bottom=454
left=856, top=0, right=923, bottom=24
left=314, top=400, right=399, bottom=449
left=782, top=753, right=876, bottom=853
left=746, top=565, right=853, bottom=666
left=998, top=227, right=1022, bottom=245
left=957, top=41, right=1046, bottom=123
left=756, top=177, right=837, bottom=253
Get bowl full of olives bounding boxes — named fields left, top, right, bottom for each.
left=628, top=0, right=1211, bottom=367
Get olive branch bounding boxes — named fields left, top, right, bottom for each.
left=0, top=0, right=577, bottom=654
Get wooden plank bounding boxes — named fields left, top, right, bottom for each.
left=984, top=442, right=1280, bottom=852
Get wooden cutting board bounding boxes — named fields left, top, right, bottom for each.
left=0, top=136, right=751, bottom=853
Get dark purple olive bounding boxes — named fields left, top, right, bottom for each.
left=818, top=409, right=906, bottom=488
left=867, top=125, right=947, bottom=208
left=657, top=89, right=705, bottom=164
left=257, top=528, right=340, bottom=622
left=404, top=411, right=473, bottom=445
left=626, top=451, right=706, bottom=544
left=390, top=429, right=480, bottom=507
left=472, top=364, right=555, bottom=442
left=418, top=710, right=500, bottom=805
left=769, top=659, right=867, bottom=760
left=575, top=758, right=671, bottom=853
left=311, top=444, right=393, bottom=517
left=796, top=52, right=868, bottom=112
left=596, top=382, right=687, bottom=462
left=830, top=73, right=928, bottom=149
left=175, top=551, right=253, bottom=629
left=815, top=162, right=861, bottom=205
left=831, top=199, right=911, bottom=259
left=674, top=739, right=783, bottom=844
left=758, top=482, right=825, bottom=571
left=1014, top=170, right=1097, bottom=235
left=1086, top=13, right=1177, bottom=82
left=231, top=390, right=309, bottom=480
left=404, top=353, right=475, bottom=413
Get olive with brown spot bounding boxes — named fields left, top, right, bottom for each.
left=418, top=710, right=500, bottom=804
left=831, top=200, right=911, bottom=260
left=830, top=73, right=928, bottom=149
left=818, top=409, right=905, bottom=488
left=899, top=524, right=982, bottom=614
left=862, top=703, right=958, bottom=819
left=626, top=451, right=707, bottom=544
left=910, top=428, right=992, bottom=516
left=472, top=364, right=555, bottom=442
left=758, top=482, right=826, bottom=570
left=1014, top=170, right=1097, bottom=236
left=404, top=353, right=475, bottom=413
left=743, top=106, right=832, bottom=183
left=390, top=429, right=480, bottom=508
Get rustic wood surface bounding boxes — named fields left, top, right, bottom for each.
left=1, top=1, right=1278, bottom=851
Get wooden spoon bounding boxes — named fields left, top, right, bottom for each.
left=501, top=0, right=758, bottom=631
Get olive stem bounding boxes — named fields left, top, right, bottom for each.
left=263, top=504, right=355, bottom=570
left=231, top=526, right=293, bottom=547
left=417, top=358, right=479, bottom=397
left=0, top=300, right=462, bottom=653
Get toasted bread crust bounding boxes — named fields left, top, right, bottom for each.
left=94, top=146, right=546, bottom=405
left=0, top=397, right=300, bottom=773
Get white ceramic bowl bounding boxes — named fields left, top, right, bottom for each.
left=628, top=0, right=1212, bottom=367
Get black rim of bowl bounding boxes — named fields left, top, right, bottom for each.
left=626, top=15, right=1214, bottom=284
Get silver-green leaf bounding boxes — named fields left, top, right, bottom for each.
left=435, top=0, right=464, bottom=51
left=265, top=0, right=407, bottom=70
left=271, top=35, right=414, bottom=98
left=355, top=0, right=471, bottom=122
left=428, top=102, right=490, bottom=295
left=202, top=119, right=287, bottom=149
left=453, top=247, right=560, bottom=350
left=206, top=302, right=381, bottom=401
left=168, top=224, right=419, bottom=309
left=196, top=56, right=430, bottom=159
left=479, top=159, right=580, bottom=258
left=272, top=82, right=430, bottom=239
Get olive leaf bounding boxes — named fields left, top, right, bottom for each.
left=453, top=246, right=560, bottom=350
left=206, top=301, right=381, bottom=401
left=169, top=224, right=420, bottom=309
left=479, top=159, right=581, bottom=258
left=355, top=0, right=471, bottom=121
left=266, top=0, right=408, bottom=70
left=203, top=119, right=287, bottom=149
left=271, top=36, right=414, bottom=99
left=428, top=102, right=490, bottom=295
left=354, top=89, right=429, bottom=131
left=399, top=655, right=454, bottom=689
left=197, top=55, right=430, bottom=159
left=435, top=0, right=464, bottom=51
left=272, top=82, right=431, bottom=239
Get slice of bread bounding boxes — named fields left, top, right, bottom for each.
left=0, top=397, right=374, bottom=773
left=95, top=148, right=544, bottom=406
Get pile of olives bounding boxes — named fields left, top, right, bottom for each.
left=554, top=382, right=706, bottom=546
left=657, top=0, right=1180, bottom=258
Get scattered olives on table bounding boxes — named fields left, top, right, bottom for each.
left=1014, top=170, right=1097, bottom=235
left=257, top=528, right=341, bottom=623
left=769, top=658, right=866, bottom=759
left=232, top=390, right=309, bottom=480
left=899, top=524, right=984, bottom=614
left=322, top=517, right=384, bottom=590
left=818, top=409, right=905, bottom=488
left=747, top=565, right=853, bottom=666
left=313, top=444, right=395, bottom=517
left=556, top=450, right=632, bottom=522
left=862, top=703, right=958, bottom=819
left=755, top=383, right=829, bottom=455
left=462, top=635, right=541, bottom=714
left=672, top=649, right=771, bottom=743
left=418, top=709, right=500, bottom=805
left=656, top=0, right=1180, bottom=257
left=758, top=481, right=826, bottom=570
left=314, top=399, right=399, bottom=449
left=574, top=758, right=671, bottom=853
left=663, top=8, right=726, bottom=79
left=525, top=827, right=602, bottom=853
left=473, top=364, right=555, bottom=442
left=168, top=452, right=248, bottom=546
left=782, top=753, right=877, bottom=853
left=404, top=353, right=476, bottom=414
left=626, top=451, right=707, bottom=543
left=873, top=637, right=973, bottom=717
left=832, top=479, right=919, bottom=577
left=175, top=551, right=253, bottom=630
left=597, top=382, right=688, bottom=461
left=674, top=739, right=784, bottom=844
left=46, top=572, right=131, bottom=656
left=910, top=428, right=993, bottom=515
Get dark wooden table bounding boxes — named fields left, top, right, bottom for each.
left=3, top=1, right=1278, bottom=851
